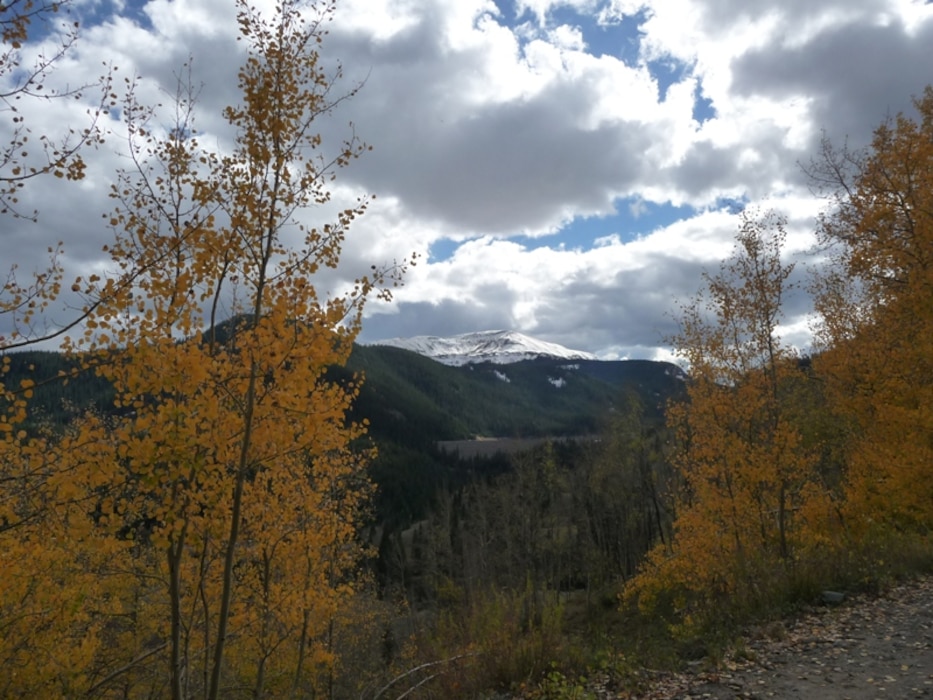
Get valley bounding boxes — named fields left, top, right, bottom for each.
left=3, top=336, right=686, bottom=529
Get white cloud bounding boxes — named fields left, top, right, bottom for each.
left=515, top=0, right=600, bottom=26
left=3, top=0, right=931, bottom=356
left=548, top=23, right=587, bottom=50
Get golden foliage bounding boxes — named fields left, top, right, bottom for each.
left=812, top=87, right=933, bottom=533
left=1, top=0, right=407, bottom=696
left=628, top=90, right=933, bottom=636
left=626, top=212, right=837, bottom=626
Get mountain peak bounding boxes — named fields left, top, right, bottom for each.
left=367, top=330, right=598, bottom=366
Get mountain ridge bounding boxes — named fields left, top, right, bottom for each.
left=366, top=329, right=599, bottom=365
left=3, top=339, right=686, bottom=524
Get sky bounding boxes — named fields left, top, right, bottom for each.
left=3, top=0, right=933, bottom=360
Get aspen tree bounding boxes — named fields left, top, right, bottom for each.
left=1, top=1, right=119, bottom=685
left=626, top=212, right=830, bottom=625
left=811, top=87, right=933, bottom=533
left=34, top=0, right=406, bottom=696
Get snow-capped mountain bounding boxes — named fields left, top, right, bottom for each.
left=368, top=330, right=598, bottom=366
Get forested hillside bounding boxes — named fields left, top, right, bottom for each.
left=3, top=341, right=685, bottom=526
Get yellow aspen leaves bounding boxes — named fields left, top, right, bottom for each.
left=0, top=0, right=409, bottom=696
left=628, top=89, right=933, bottom=636
left=812, top=87, right=933, bottom=535
left=625, top=212, right=833, bottom=629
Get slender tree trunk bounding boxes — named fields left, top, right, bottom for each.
left=207, top=447, right=249, bottom=700
left=198, top=537, right=212, bottom=700
left=169, top=535, right=186, bottom=700
left=208, top=166, right=275, bottom=697
left=254, top=551, right=271, bottom=699
left=778, top=481, right=789, bottom=560
left=291, top=609, right=311, bottom=699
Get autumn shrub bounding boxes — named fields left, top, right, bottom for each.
left=814, top=529, right=933, bottom=592
left=621, top=211, right=857, bottom=655
left=811, top=88, right=933, bottom=538
left=620, top=525, right=933, bottom=672
left=525, top=664, right=596, bottom=700
left=390, top=584, right=578, bottom=698
left=613, top=91, right=933, bottom=676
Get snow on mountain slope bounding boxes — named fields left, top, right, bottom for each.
left=368, top=330, right=598, bottom=366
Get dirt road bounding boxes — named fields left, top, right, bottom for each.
left=630, top=575, right=933, bottom=699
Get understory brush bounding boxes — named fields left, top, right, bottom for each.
left=618, top=530, right=933, bottom=672
left=370, top=532, right=933, bottom=698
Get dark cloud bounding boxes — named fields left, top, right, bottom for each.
left=697, top=0, right=888, bottom=30
left=731, top=17, right=933, bottom=151
left=664, top=137, right=806, bottom=203
left=326, top=13, right=656, bottom=234
left=363, top=99, right=650, bottom=232
left=529, top=252, right=709, bottom=351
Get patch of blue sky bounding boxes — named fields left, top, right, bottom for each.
left=489, top=0, right=520, bottom=24
left=646, top=57, right=686, bottom=100
left=428, top=237, right=463, bottom=263
left=554, top=198, right=697, bottom=247
left=711, top=195, right=750, bottom=214
left=78, top=0, right=152, bottom=31
left=428, top=198, right=698, bottom=262
left=490, top=3, right=714, bottom=124
left=646, top=57, right=716, bottom=126
left=693, top=82, right=715, bottom=124
left=491, top=1, right=647, bottom=66
left=547, top=5, right=648, bottom=65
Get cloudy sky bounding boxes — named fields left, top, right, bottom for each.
left=4, top=0, right=933, bottom=359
